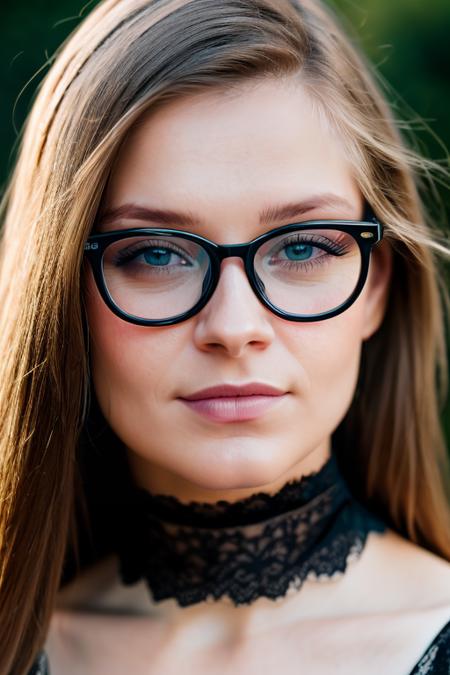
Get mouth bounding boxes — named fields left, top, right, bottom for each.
left=179, top=395, right=288, bottom=422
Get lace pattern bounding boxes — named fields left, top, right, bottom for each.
left=116, top=452, right=387, bottom=607
left=408, top=620, right=450, bottom=675
left=27, top=651, right=50, bottom=675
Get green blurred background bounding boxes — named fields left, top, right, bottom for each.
left=0, top=0, right=449, bottom=438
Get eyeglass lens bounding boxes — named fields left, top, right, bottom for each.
left=101, top=229, right=362, bottom=321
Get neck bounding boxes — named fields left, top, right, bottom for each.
left=112, top=447, right=387, bottom=644
left=126, top=440, right=331, bottom=504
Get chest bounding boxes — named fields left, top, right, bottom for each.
left=47, top=606, right=450, bottom=675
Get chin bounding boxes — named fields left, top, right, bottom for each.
left=161, top=436, right=318, bottom=495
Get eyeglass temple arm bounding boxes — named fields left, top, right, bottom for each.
left=363, top=202, right=384, bottom=241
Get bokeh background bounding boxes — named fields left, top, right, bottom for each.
left=1, top=0, right=449, bottom=439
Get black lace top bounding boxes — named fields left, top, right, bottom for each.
left=26, top=452, right=450, bottom=673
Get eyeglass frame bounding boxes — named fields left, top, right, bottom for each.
left=83, top=204, right=384, bottom=326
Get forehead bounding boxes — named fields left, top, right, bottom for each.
left=102, top=78, right=361, bottom=236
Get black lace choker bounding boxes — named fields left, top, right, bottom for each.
left=116, top=452, right=387, bottom=607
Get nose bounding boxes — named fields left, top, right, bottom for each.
left=193, top=259, right=275, bottom=358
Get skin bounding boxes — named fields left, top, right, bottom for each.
left=84, top=76, right=392, bottom=502
left=48, top=76, right=450, bottom=674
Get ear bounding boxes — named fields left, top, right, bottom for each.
left=361, top=239, right=393, bottom=341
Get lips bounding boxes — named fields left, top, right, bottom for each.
left=178, top=383, right=288, bottom=423
left=180, top=382, right=286, bottom=401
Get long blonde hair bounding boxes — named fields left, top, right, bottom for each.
left=1, top=0, right=449, bottom=672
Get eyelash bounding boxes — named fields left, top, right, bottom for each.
left=112, top=239, right=194, bottom=267
left=110, top=232, right=352, bottom=273
left=269, top=233, right=350, bottom=257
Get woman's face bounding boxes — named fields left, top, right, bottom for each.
left=84, top=77, right=391, bottom=501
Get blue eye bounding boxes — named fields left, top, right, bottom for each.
left=143, top=247, right=174, bottom=266
left=284, top=243, right=313, bottom=261
left=112, top=239, right=194, bottom=270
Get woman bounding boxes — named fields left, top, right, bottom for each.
left=1, top=0, right=450, bottom=673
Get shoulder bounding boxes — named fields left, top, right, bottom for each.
left=355, top=527, right=450, bottom=611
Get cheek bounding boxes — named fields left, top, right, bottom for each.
left=281, top=299, right=367, bottom=423
left=83, top=270, right=183, bottom=418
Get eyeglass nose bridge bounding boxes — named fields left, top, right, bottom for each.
left=213, top=241, right=254, bottom=263
left=202, top=241, right=267, bottom=304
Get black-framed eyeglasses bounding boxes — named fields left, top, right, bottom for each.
left=83, top=205, right=383, bottom=326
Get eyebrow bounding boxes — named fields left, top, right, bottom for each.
left=96, top=193, right=357, bottom=230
